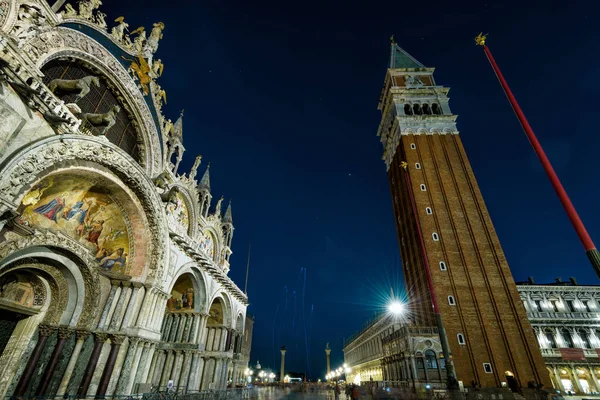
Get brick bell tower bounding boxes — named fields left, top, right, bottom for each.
left=377, top=39, right=550, bottom=390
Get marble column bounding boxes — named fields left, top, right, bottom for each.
left=162, top=313, right=173, bottom=340
left=160, top=350, right=176, bottom=387
left=97, top=335, right=125, bottom=396
left=153, top=294, right=167, bottom=331
left=151, top=350, right=166, bottom=386
left=115, top=337, right=140, bottom=394
left=135, top=288, right=155, bottom=328
left=206, top=328, right=215, bottom=351
left=169, top=315, right=180, bottom=342
left=137, top=342, right=156, bottom=385
left=56, top=330, right=91, bottom=396
left=188, top=353, right=201, bottom=390
left=77, top=332, right=108, bottom=396
left=120, top=283, right=144, bottom=330
left=176, top=315, right=187, bottom=342
left=171, top=351, right=184, bottom=389
left=201, top=358, right=214, bottom=390
left=109, top=285, right=133, bottom=331
left=98, top=285, right=119, bottom=329
left=106, top=336, right=131, bottom=396
left=14, top=324, right=54, bottom=396
left=124, top=339, right=145, bottom=394
left=146, top=291, right=161, bottom=329
left=35, top=326, right=72, bottom=395
left=197, top=313, right=209, bottom=347
left=178, top=351, right=193, bottom=390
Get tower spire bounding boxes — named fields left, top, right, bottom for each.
left=223, top=200, right=233, bottom=223
left=199, top=163, right=211, bottom=190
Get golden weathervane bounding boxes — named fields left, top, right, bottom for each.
left=475, top=32, right=488, bottom=46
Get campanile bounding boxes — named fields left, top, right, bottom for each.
left=377, top=40, right=550, bottom=390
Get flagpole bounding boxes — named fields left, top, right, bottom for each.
left=475, top=33, right=600, bottom=279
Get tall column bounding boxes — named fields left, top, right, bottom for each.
left=325, top=344, right=331, bottom=374
left=171, top=351, right=184, bottom=389
left=280, top=346, right=287, bottom=383
left=14, top=324, right=54, bottom=396
left=96, top=335, right=125, bottom=396
left=137, top=342, right=156, bottom=385
left=160, top=350, right=176, bottom=387
left=125, top=342, right=146, bottom=394
left=231, top=363, right=239, bottom=387
left=588, top=366, right=600, bottom=393
left=56, top=330, right=91, bottom=396
left=120, top=283, right=144, bottom=330
left=103, top=283, right=123, bottom=329
left=169, top=315, right=180, bottom=342
left=98, top=285, right=119, bottom=329
left=178, top=351, right=193, bottom=391
left=35, top=327, right=72, bottom=395
left=77, top=332, right=108, bottom=396
left=115, top=337, right=140, bottom=394
left=109, top=284, right=133, bottom=331
left=206, top=328, right=215, bottom=351
left=163, top=313, right=174, bottom=341
left=198, top=313, right=209, bottom=348
left=135, top=288, right=155, bottom=328
left=570, top=366, right=584, bottom=393
left=151, top=350, right=166, bottom=386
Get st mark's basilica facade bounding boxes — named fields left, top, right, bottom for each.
left=0, top=0, right=252, bottom=397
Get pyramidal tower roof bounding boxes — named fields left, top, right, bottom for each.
left=389, top=39, right=425, bottom=69
left=199, top=164, right=211, bottom=189
left=174, top=109, right=184, bottom=136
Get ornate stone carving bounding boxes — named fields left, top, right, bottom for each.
left=0, top=136, right=168, bottom=280
left=94, top=332, right=108, bottom=343
left=76, top=329, right=92, bottom=341
left=58, top=326, right=74, bottom=340
left=24, top=27, right=163, bottom=175
left=38, top=324, right=56, bottom=337
left=109, top=334, right=126, bottom=345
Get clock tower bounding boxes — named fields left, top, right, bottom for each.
left=377, top=41, right=550, bottom=390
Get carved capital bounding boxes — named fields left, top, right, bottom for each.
left=109, top=334, right=126, bottom=345
left=76, top=329, right=92, bottom=340
left=38, top=324, right=56, bottom=337
left=94, top=332, right=109, bottom=343
left=58, top=327, right=74, bottom=340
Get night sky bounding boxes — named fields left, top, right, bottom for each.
left=102, top=0, right=598, bottom=380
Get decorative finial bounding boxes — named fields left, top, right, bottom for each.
left=180, top=109, right=184, bottom=117
left=400, top=161, right=408, bottom=170
left=389, top=35, right=396, bottom=45
left=475, top=32, right=488, bottom=46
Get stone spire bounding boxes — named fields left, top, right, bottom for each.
left=223, top=200, right=233, bottom=223
left=199, top=163, right=210, bottom=190
left=171, top=110, right=185, bottom=174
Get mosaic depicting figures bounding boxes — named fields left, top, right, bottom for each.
left=199, top=230, right=215, bottom=259
left=166, top=190, right=189, bottom=231
left=18, top=174, right=131, bottom=274
left=166, top=275, right=194, bottom=312
left=208, top=301, right=223, bottom=325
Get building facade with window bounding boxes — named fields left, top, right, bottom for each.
left=0, top=0, right=250, bottom=397
left=518, top=278, right=600, bottom=395
left=343, top=314, right=446, bottom=390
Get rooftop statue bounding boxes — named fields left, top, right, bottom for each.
left=127, top=53, right=152, bottom=95
left=111, top=16, right=129, bottom=43
left=143, top=22, right=164, bottom=62
left=189, top=155, right=203, bottom=181
left=130, top=27, right=146, bottom=54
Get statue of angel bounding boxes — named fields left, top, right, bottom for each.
left=110, top=16, right=128, bottom=42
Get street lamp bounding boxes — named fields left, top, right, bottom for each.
left=388, top=300, right=405, bottom=315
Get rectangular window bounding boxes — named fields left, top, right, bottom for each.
left=534, top=300, right=542, bottom=312
left=566, top=300, right=576, bottom=312
left=483, top=363, right=493, bottom=373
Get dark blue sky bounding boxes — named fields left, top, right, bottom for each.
left=105, top=0, right=598, bottom=380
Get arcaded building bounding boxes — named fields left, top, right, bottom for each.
left=517, top=278, right=600, bottom=395
left=0, top=0, right=250, bottom=397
